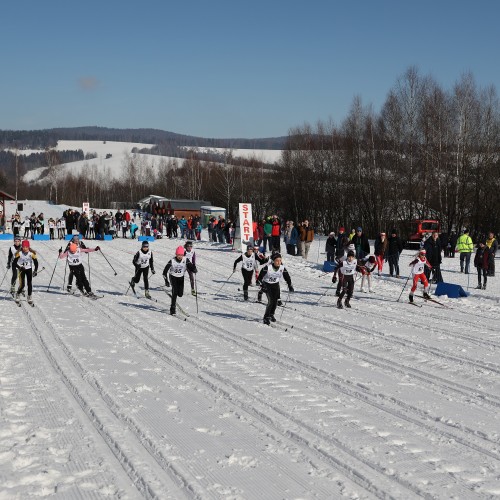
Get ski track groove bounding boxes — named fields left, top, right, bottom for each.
left=86, top=260, right=500, bottom=498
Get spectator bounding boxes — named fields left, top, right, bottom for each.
left=335, top=227, right=349, bottom=258
left=284, top=221, right=299, bottom=256
left=486, top=231, right=497, bottom=277
left=270, top=215, right=281, bottom=251
left=298, top=220, right=314, bottom=260
left=373, top=232, right=388, bottom=276
left=424, top=231, right=443, bottom=283
left=351, top=227, right=370, bottom=260
left=263, top=218, right=272, bottom=252
left=325, top=232, right=337, bottom=261
left=456, top=228, right=474, bottom=274
left=387, top=228, right=403, bottom=278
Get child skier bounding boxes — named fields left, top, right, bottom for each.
left=408, top=249, right=432, bottom=302
left=474, top=241, right=489, bottom=290
left=130, top=241, right=156, bottom=298
left=61, top=235, right=87, bottom=293
left=163, top=246, right=198, bottom=315
left=359, top=255, right=377, bottom=293
left=183, top=241, right=197, bottom=296
left=233, top=245, right=268, bottom=301
left=334, top=249, right=358, bottom=308
left=256, top=253, right=294, bottom=325
left=59, top=242, right=100, bottom=297
left=332, top=243, right=355, bottom=297
left=13, top=240, right=39, bottom=304
left=7, top=235, right=36, bottom=295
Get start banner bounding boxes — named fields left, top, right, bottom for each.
left=238, top=203, right=253, bottom=252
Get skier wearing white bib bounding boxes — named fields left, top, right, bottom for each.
left=335, top=250, right=359, bottom=309
left=163, top=246, right=198, bottom=315
left=130, top=241, right=155, bottom=299
left=234, top=245, right=268, bottom=301
left=256, top=253, right=294, bottom=325
left=59, top=242, right=99, bottom=297
left=13, top=240, right=39, bottom=304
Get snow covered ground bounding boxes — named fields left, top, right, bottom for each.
left=1, top=215, right=499, bottom=498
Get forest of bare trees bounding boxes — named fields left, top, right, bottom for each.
left=1, top=67, right=498, bottom=238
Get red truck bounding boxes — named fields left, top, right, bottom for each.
left=405, top=219, right=440, bottom=249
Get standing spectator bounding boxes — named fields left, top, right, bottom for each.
left=195, top=220, right=202, bottom=241
left=270, top=215, right=281, bottom=251
left=474, top=241, right=489, bottom=289
left=335, top=227, right=349, bottom=258
left=298, top=220, right=314, bottom=260
left=263, top=218, right=272, bottom=252
left=325, top=232, right=337, bottom=261
left=387, top=228, right=403, bottom=278
left=284, top=221, right=298, bottom=256
left=351, top=227, right=370, bottom=260
left=0, top=210, right=4, bottom=233
left=12, top=213, right=21, bottom=237
left=373, top=232, right=388, bottom=276
left=178, top=216, right=188, bottom=238
left=48, top=218, right=56, bottom=240
left=217, top=217, right=225, bottom=243
left=486, top=231, right=497, bottom=277
left=456, top=228, right=474, bottom=274
left=424, top=231, right=443, bottom=283
left=448, top=231, right=458, bottom=258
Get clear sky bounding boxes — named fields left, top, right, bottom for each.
left=1, top=0, right=499, bottom=139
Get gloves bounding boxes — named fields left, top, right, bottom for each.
left=58, top=248, right=62, bottom=254
left=151, top=269, right=156, bottom=274
left=95, top=246, right=100, bottom=251
left=332, top=276, right=337, bottom=283
left=164, top=277, right=170, bottom=287
left=33, top=272, right=37, bottom=277
left=233, top=267, right=236, bottom=273
left=288, top=285, right=294, bottom=292
left=6, top=264, right=9, bottom=269
left=256, top=280, right=262, bottom=287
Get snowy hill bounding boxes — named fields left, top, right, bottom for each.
left=1, top=223, right=499, bottom=498
left=18, top=140, right=283, bottom=183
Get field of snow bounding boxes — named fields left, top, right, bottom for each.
left=1, top=211, right=499, bottom=498
left=14, top=141, right=283, bottom=184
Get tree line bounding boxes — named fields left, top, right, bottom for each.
left=1, top=67, right=498, bottom=239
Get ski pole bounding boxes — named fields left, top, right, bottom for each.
left=33, top=267, right=45, bottom=277
left=215, top=270, right=235, bottom=295
left=315, top=281, right=336, bottom=305
left=62, top=259, right=68, bottom=290
left=279, top=290, right=291, bottom=321
left=0, top=266, right=9, bottom=290
left=46, top=254, right=60, bottom=292
left=396, top=274, right=411, bottom=302
left=194, top=274, right=199, bottom=314
left=88, top=253, right=91, bottom=288
left=99, top=249, right=118, bottom=275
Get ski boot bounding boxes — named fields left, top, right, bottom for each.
left=423, top=292, right=431, bottom=300
left=337, top=298, right=343, bottom=309
left=129, top=279, right=136, bottom=292
left=482, top=284, right=486, bottom=290
left=170, top=307, right=176, bottom=315
left=360, top=287, right=366, bottom=293
left=145, top=290, right=151, bottom=299
left=369, top=288, right=374, bottom=293
left=191, top=289, right=197, bottom=297
left=277, top=299, right=283, bottom=307
left=67, top=285, right=72, bottom=293
left=476, top=284, right=482, bottom=289
left=409, top=294, right=414, bottom=303
left=15, top=292, right=21, bottom=303
left=10, top=284, right=15, bottom=296
left=345, top=298, right=351, bottom=308
left=257, top=291, right=263, bottom=302
left=27, top=295, right=33, bottom=305
left=270, top=315, right=276, bottom=323
left=263, top=317, right=271, bottom=325
left=243, top=290, right=249, bottom=301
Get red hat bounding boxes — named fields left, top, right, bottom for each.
left=175, top=246, right=185, bottom=256
left=419, top=249, right=426, bottom=255
left=22, top=240, right=30, bottom=248
left=339, top=227, right=345, bottom=232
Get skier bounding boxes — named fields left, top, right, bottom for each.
left=408, top=249, right=432, bottom=303
left=163, top=246, right=198, bottom=315
left=183, top=241, right=197, bottom=296
left=256, top=253, right=294, bottom=325
left=332, top=243, right=356, bottom=297
left=474, top=241, right=489, bottom=290
left=13, top=240, right=39, bottom=305
left=359, top=255, right=377, bottom=293
left=334, top=249, right=358, bottom=309
left=59, top=242, right=100, bottom=297
left=61, top=235, right=87, bottom=293
left=7, top=235, right=37, bottom=295
left=233, top=244, right=267, bottom=301
left=130, top=241, right=155, bottom=299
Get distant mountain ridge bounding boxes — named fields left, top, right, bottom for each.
left=0, top=126, right=288, bottom=150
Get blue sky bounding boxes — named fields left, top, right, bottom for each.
left=1, top=1, right=499, bottom=139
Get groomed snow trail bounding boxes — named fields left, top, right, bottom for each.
left=1, top=234, right=499, bottom=499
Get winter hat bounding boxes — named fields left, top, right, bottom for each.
left=246, top=244, right=254, bottom=251
left=14, top=235, right=21, bottom=242
left=348, top=243, right=355, bottom=251
left=21, top=240, right=30, bottom=249
left=419, top=249, right=426, bottom=255
left=141, top=241, right=149, bottom=247
left=272, top=253, right=282, bottom=260
left=391, top=228, right=397, bottom=234
left=356, top=227, right=363, bottom=232
left=69, top=243, right=78, bottom=253
left=339, top=227, right=345, bottom=232
left=175, top=246, right=185, bottom=256
left=185, top=241, right=193, bottom=248
left=329, top=232, right=335, bottom=236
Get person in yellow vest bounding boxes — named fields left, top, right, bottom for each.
left=486, top=231, right=498, bottom=277
left=348, top=228, right=356, bottom=241
left=455, top=228, right=474, bottom=274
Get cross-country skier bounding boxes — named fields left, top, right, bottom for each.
left=359, top=255, right=377, bottom=293
left=163, top=246, right=198, bottom=315
left=13, top=240, right=39, bottom=305
left=7, top=235, right=36, bottom=295
left=183, top=241, right=197, bottom=296
left=408, top=249, right=432, bottom=303
left=332, top=243, right=356, bottom=297
left=234, top=244, right=268, bottom=301
left=256, top=253, right=294, bottom=325
left=59, top=242, right=100, bottom=297
left=130, top=241, right=155, bottom=299
left=61, top=235, right=87, bottom=293
left=334, top=249, right=358, bottom=309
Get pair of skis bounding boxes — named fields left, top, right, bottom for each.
left=410, top=295, right=450, bottom=308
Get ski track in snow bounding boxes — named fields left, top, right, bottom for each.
left=1, top=232, right=500, bottom=499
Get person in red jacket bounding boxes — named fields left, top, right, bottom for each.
left=270, top=215, right=281, bottom=252
left=408, top=249, right=432, bottom=303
